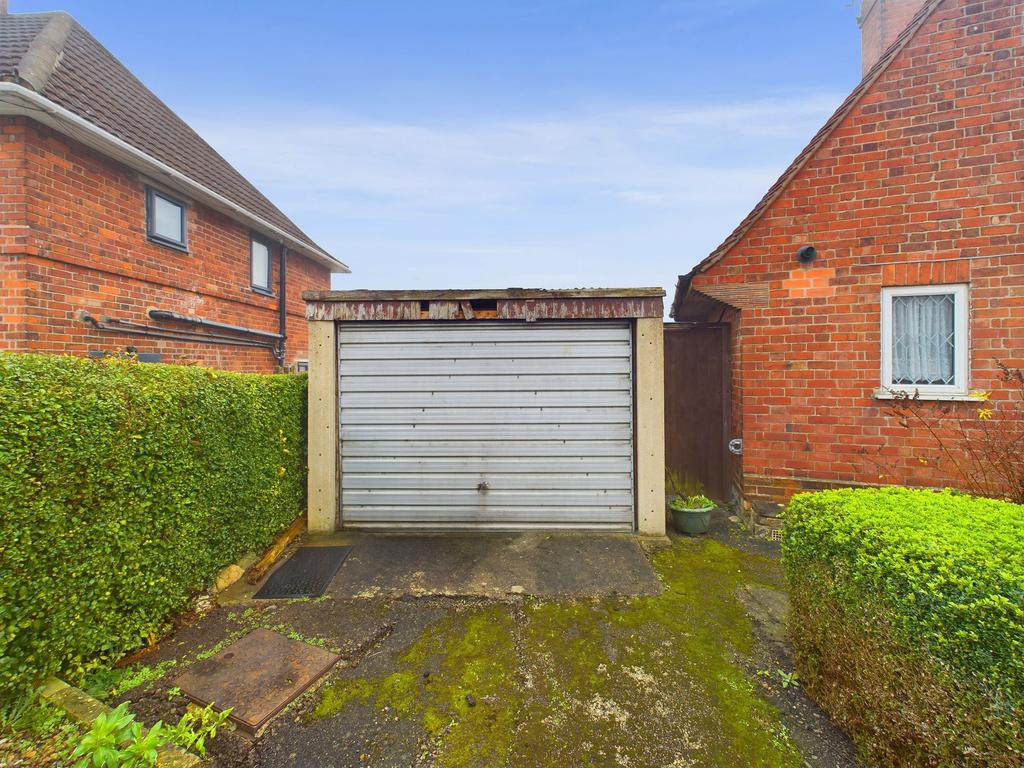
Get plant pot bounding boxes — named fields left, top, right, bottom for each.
left=668, top=504, right=714, bottom=535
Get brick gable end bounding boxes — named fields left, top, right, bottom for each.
left=690, top=0, right=1024, bottom=507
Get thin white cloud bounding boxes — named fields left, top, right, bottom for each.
left=193, top=91, right=840, bottom=213
left=186, top=90, right=842, bottom=301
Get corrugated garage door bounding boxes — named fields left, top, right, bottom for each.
left=338, top=321, right=634, bottom=529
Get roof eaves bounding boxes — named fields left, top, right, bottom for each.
left=0, top=81, right=350, bottom=272
left=690, top=0, right=945, bottom=278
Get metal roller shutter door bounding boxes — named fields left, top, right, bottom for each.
left=338, top=321, right=635, bottom=529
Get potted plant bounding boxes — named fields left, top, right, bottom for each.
left=667, top=494, right=715, bottom=535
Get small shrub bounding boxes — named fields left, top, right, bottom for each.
left=0, top=353, right=306, bottom=698
left=783, top=488, right=1024, bottom=767
left=668, top=494, right=714, bottom=511
left=71, top=702, right=163, bottom=768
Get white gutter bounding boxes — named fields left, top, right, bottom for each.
left=0, top=82, right=349, bottom=273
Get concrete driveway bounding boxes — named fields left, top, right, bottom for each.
left=116, top=526, right=857, bottom=768
left=259, top=531, right=663, bottom=600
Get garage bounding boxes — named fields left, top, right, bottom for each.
left=303, top=289, right=666, bottom=536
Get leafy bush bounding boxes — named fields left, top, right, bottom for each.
left=0, top=354, right=306, bottom=698
left=783, top=488, right=1024, bottom=767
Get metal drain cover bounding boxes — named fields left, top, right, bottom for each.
left=174, top=628, right=339, bottom=733
left=254, top=546, right=352, bottom=600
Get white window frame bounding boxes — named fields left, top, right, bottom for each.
left=880, top=283, right=969, bottom=399
left=145, top=187, right=187, bottom=250
left=250, top=234, right=273, bottom=295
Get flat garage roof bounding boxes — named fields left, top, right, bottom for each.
left=303, top=287, right=666, bottom=322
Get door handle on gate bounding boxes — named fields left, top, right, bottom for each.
left=728, top=439, right=743, bottom=455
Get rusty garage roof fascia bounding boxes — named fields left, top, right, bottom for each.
left=303, top=287, right=666, bottom=302
left=304, top=287, right=666, bottom=322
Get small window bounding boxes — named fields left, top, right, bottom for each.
left=250, top=235, right=273, bottom=294
left=880, top=284, right=968, bottom=397
left=146, top=188, right=187, bottom=249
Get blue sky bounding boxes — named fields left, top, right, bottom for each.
left=20, top=1, right=864, bottom=299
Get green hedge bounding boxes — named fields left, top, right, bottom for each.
left=783, top=488, right=1024, bottom=767
left=0, top=353, right=306, bottom=697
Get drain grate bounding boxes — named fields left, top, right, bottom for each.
left=253, top=546, right=351, bottom=599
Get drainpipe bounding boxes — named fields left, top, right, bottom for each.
left=147, top=309, right=282, bottom=341
left=81, top=312, right=277, bottom=349
left=277, top=245, right=288, bottom=369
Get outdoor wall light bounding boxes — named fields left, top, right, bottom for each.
left=796, top=245, right=818, bottom=264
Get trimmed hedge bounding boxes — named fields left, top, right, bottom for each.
left=783, top=488, right=1024, bottom=767
left=0, top=353, right=306, bottom=697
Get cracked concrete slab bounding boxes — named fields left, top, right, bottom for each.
left=321, top=532, right=663, bottom=599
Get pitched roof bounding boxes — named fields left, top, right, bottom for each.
left=0, top=11, right=345, bottom=269
left=688, top=0, right=943, bottom=279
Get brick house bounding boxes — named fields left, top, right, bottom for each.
left=670, top=0, right=1022, bottom=528
left=0, top=10, right=348, bottom=372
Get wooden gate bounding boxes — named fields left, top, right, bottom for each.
left=663, top=323, right=732, bottom=502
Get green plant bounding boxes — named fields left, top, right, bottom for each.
left=783, top=488, right=1024, bottom=766
left=70, top=701, right=231, bottom=767
left=84, top=660, right=179, bottom=702
left=756, top=668, right=799, bottom=690
left=70, top=702, right=163, bottom=768
left=165, top=704, right=232, bottom=758
left=777, top=670, right=799, bottom=690
left=0, top=353, right=307, bottom=698
left=669, top=494, right=714, bottom=511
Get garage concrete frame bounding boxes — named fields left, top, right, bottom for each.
left=304, top=288, right=666, bottom=537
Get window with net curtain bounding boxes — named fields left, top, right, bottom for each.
left=881, top=284, right=968, bottom=397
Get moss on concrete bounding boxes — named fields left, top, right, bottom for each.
left=310, top=538, right=803, bottom=767
left=514, top=538, right=800, bottom=766
left=312, top=605, right=521, bottom=766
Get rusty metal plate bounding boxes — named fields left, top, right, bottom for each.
left=174, top=629, right=339, bottom=733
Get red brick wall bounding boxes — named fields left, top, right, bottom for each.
left=693, top=0, right=1024, bottom=506
left=0, top=118, right=31, bottom=347
left=0, top=117, right=331, bottom=372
